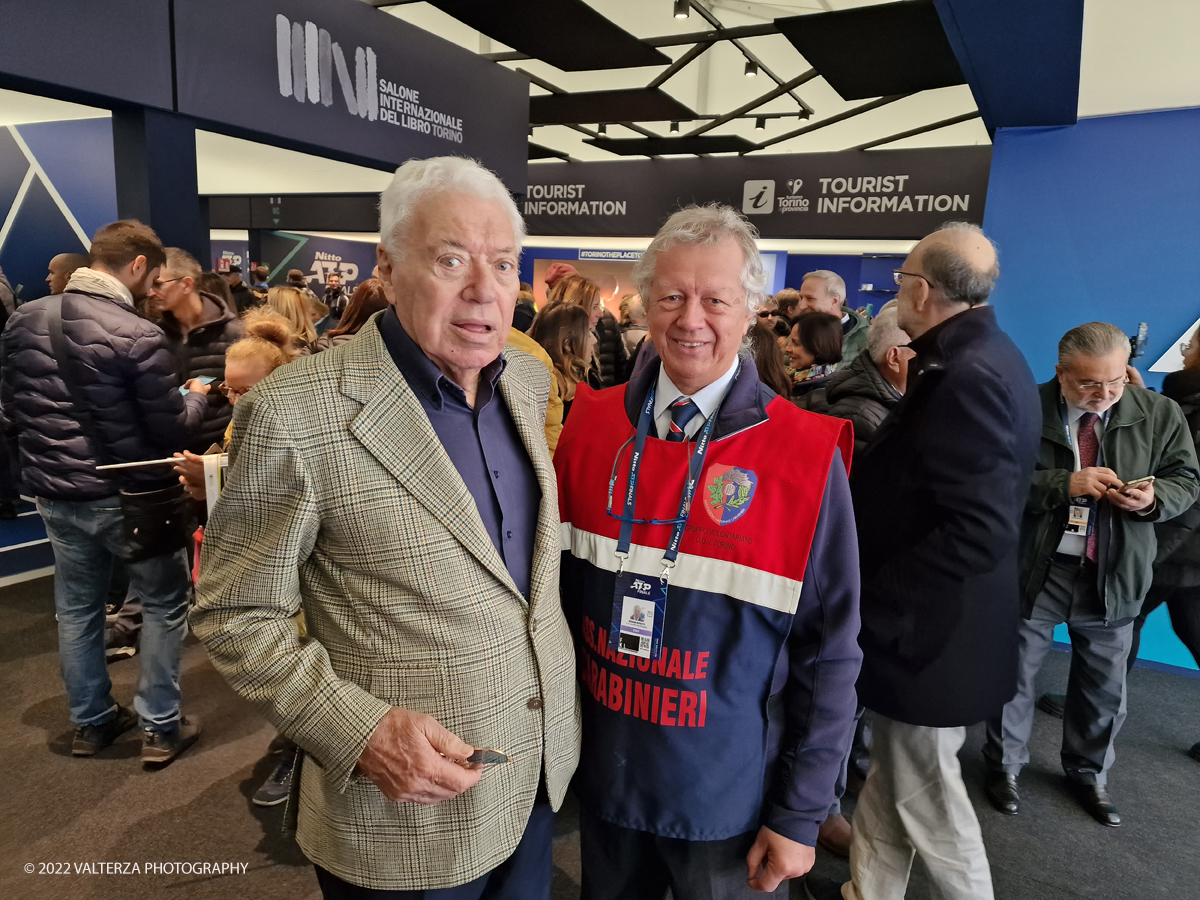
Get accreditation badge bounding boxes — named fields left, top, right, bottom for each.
left=609, top=571, right=667, bottom=661
left=1065, top=496, right=1095, bottom=536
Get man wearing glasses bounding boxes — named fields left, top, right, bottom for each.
left=982, top=322, right=1199, bottom=827
left=807, top=222, right=1041, bottom=900
left=147, top=248, right=244, bottom=452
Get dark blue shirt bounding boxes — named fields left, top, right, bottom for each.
left=379, top=311, right=541, bottom=596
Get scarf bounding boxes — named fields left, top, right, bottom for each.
left=65, top=268, right=134, bottom=306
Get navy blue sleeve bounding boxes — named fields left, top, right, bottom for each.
left=765, top=449, right=862, bottom=846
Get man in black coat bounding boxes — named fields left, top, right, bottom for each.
left=223, top=265, right=258, bottom=313
left=148, top=249, right=245, bottom=451
left=809, top=223, right=1041, bottom=900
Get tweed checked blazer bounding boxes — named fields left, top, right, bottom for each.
left=190, top=315, right=580, bottom=891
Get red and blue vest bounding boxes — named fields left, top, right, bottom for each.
left=556, top=362, right=852, bottom=840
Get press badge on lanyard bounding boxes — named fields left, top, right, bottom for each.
left=1065, top=498, right=1095, bottom=537
left=606, top=366, right=736, bottom=661
left=1061, top=399, right=1099, bottom=540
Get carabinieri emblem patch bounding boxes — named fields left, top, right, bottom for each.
left=702, top=464, right=758, bottom=526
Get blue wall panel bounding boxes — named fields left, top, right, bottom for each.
left=17, top=119, right=118, bottom=243
left=984, top=109, right=1200, bottom=391
left=0, top=120, right=118, bottom=305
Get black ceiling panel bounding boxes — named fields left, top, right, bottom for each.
left=529, top=143, right=569, bottom=160
left=530, top=89, right=696, bottom=125
left=585, top=135, right=759, bottom=156
left=428, top=0, right=670, bottom=71
left=776, top=0, right=965, bottom=101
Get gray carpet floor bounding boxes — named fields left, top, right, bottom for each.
left=1, top=575, right=1197, bottom=900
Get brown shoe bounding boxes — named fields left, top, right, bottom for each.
left=817, top=813, right=852, bottom=858
left=141, top=715, right=202, bottom=767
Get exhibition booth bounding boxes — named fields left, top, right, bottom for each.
left=0, top=0, right=1197, bottom=680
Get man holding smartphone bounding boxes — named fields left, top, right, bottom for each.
left=983, top=322, right=1200, bottom=826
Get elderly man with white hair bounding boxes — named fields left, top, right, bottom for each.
left=191, top=157, right=580, bottom=898
left=792, top=269, right=869, bottom=365
left=798, top=301, right=914, bottom=458
left=554, top=204, right=862, bottom=898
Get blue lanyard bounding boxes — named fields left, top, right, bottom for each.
left=614, top=364, right=736, bottom=577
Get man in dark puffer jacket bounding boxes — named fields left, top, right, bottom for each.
left=594, top=306, right=628, bottom=387
left=149, top=248, right=244, bottom=451
left=798, top=303, right=914, bottom=455
left=1, top=220, right=210, bottom=766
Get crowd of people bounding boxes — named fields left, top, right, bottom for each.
left=3, top=154, right=1199, bottom=900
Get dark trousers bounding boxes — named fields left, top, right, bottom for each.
left=984, top=559, right=1133, bottom=784
left=1128, top=582, right=1200, bottom=673
left=579, top=807, right=786, bottom=900
left=314, top=803, right=554, bottom=900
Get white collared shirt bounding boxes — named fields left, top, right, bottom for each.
left=653, top=357, right=740, bottom=440
left=1055, top=404, right=1109, bottom=556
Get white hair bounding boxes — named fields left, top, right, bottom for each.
left=632, top=204, right=769, bottom=314
left=802, top=269, right=847, bottom=304
left=378, top=156, right=525, bottom=258
left=867, top=304, right=910, bottom=363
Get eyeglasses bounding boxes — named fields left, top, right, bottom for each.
left=757, top=309, right=779, bottom=318
left=218, top=382, right=248, bottom=401
left=893, top=269, right=931, bottom=287
left=1070, top=376, right=1129, bottom=392
left=152, top=276, right=184, bottom=290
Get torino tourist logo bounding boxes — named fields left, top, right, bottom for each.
left=275, top=14, right=379, bottom=120
left=779, top=178, right=810, bottom=213
left=274, top=15, right=464, bottom=143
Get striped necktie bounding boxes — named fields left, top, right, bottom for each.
left=666, top=397, right=701, bottom=442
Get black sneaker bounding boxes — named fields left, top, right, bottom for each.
left=141, top=715, right=202, bottom=767
left=252, top=751, right=296, bottom=807
left=72, top=705, right=137, bottom=756
left=105, top=627, right=138, bottom=662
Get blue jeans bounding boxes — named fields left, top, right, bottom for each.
left=38, top=496, right=192, bottom=732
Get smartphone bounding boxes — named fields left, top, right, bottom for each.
left=465, top=749, right=509, bottom=766
left=1118, top=475, right=1155, bottom=492
left=178, top=375, right=216, bottom=395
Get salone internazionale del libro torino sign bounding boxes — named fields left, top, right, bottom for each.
left=172, top=0, right=529, bottom=190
